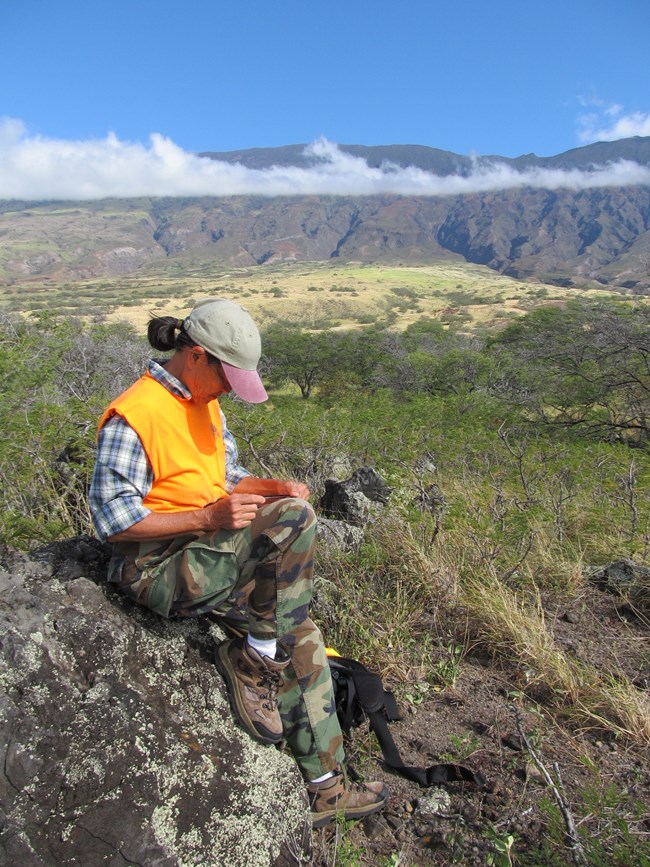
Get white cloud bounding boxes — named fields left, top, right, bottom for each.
left=1, top=117, right=649, bottom=201
left=577, top=100, right=650, bottom=143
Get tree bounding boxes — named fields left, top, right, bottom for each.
left=490, top=301, right=650, bottom=444
left=0, top=313, right=149, bottom=545
left=263, top=328, right=339, bottom=399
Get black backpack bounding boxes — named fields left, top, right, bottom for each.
left=328, top=654, right=485, bottom=789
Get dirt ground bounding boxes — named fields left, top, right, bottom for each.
left=310, top=585, right=650, bottom=866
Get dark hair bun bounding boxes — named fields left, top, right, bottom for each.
left=147, top=316, right=181, bottom=351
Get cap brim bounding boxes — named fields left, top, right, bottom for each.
left=221, top=361, right=268, bottom=404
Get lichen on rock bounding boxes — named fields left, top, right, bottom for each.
left=0, top=539, right=310, bottom=866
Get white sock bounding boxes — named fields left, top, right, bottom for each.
left=310, top=771, right=335, bottom=784
left=246, top=634, right=277, bottom=659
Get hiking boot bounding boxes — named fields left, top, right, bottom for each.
left=307, top=766, right=388, bottom=828
left=215, top=637, right=290, bottom=745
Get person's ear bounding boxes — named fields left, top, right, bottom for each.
left=190, top=345, right=207, bottom=364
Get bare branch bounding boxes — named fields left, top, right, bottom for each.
left=512, top=706, right=586, bottom=866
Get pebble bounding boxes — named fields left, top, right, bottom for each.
left=418, top=788, right=452, bottom=815
left=527, top=766, right=547, bottom=784
left=385, top=814, right=402, bottom=831
left=461, top=803, right=479, bottom=823
left=501, top=732, right=524, bottom=751
left=362, top=813, right=391, bottom=839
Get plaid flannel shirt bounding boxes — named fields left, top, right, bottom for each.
left=89, top=360, right=250, bottom=540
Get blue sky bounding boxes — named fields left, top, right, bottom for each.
left=1, top=0, right=649, bottom=199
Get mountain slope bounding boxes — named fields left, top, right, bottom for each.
left=1, top=138, right=649, bottom=292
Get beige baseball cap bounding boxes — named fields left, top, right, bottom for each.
left=183, top=298, right=268, bottom=403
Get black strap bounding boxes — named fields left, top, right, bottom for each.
left=366, top=707, right=486, bottom=788
left=330, top=656, right=486, bottom=789
left=330, top=664, right=356, bottom=731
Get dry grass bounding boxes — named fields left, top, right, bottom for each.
left=4, top=260, right=626, bottom=334
left=105, top=261, right=621, bottom=332
left=315, top=510, right=650, bottom=745
left=316, top=518, right=459, bottom=684
left=460, top=571, right=650, bottom=745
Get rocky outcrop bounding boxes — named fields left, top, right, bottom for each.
left=316, top=517, right=364, bottom=552
left=0, top=538, right=309, bottom=867
left=587, top=558, right=650, bottom=616
left=319, top=468, right=392, bottom=526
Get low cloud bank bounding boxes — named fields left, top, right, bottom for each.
left=1, top=118, right=649, bottom=201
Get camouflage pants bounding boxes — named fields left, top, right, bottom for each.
left=108, top=498, right=345, bottom=780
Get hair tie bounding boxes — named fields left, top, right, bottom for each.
left=177, top=318, right=185, bottom=330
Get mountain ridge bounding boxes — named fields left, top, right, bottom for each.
left=199, top=136, right=650, bottom=174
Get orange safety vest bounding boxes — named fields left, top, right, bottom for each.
left=98, top=372, right=227, bottom=513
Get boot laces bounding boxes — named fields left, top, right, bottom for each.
left=337, top=767, right=372, bottom=797
left=256, top=669, right=282, bottom=710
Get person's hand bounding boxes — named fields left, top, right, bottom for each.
left=282, top=480, right=310, bottom=500
left=230, top=475, right=310, bottom=503
left=204, top=494, right=266, bottom=530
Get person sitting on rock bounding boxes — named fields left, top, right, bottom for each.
left=88, top=297, right=388, bottom=828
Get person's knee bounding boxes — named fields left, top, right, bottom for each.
left=292, top=498, right=317, bottom=531
left=260, top=497, right=317, bottom=560
left=275, top=497, right=317, bottom=535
